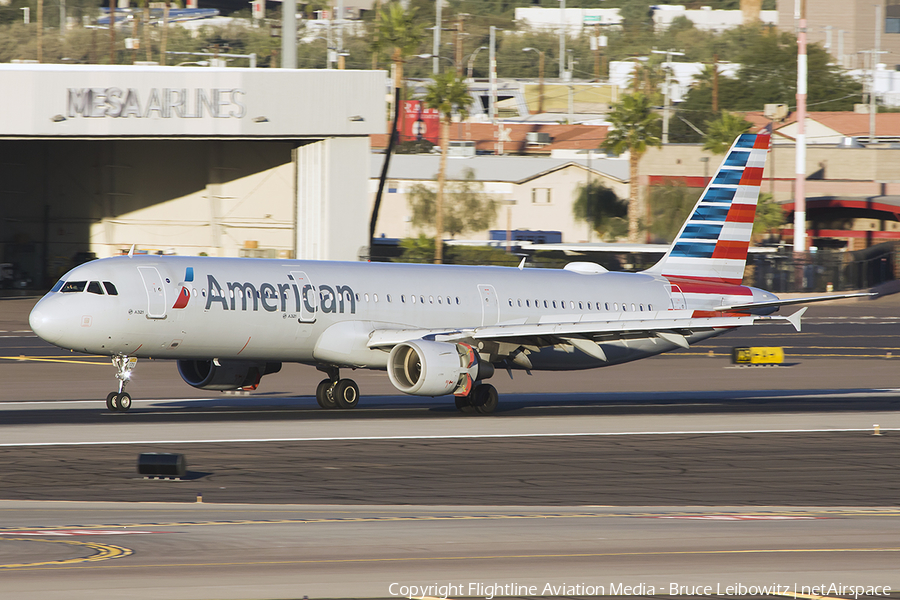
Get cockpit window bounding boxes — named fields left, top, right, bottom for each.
left=103, top=282, right=118, bottom=296
left=87, top=281, right=104, bottom=295
left=60, top=281, right=87, bottom=293
left=50, top=280, right=65, bottom=293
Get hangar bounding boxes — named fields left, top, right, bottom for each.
left=0, top=64, right=384, bottom=287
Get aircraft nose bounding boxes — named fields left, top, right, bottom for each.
left=29, top=298, right=64, bottom=345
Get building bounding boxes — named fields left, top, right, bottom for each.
left=369, top=154, right=629, bottom=244
left=0, top=64, right=384, bottom=285
left=372, top=122, right=609, bottom=156
left=777, top=0, right=900, bottom=70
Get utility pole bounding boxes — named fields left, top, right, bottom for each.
left=869, top=4, right=882, bottom=144
left=108, top=0, right=114, bottom=64
left=489, top=26, right=497, bottom=124
left=282, top=0, right=296, bottom=68
left=432, top=0, right=441, bottom=75
left=567, top=49, right=574, bottom=119
left=652, top=49, right=684, bottom=145
left=593, top=23, right=600, bottom=81
left=337, top=0, right=344, bottom=69
left=558, top=0, right=566, bottom=80
left=524, top=48, right=545, bottom=114
left=794, top=0, right=807, bottom=254
left=712, top=53, right=719, bottom=112
left=455, top=13, right=467, bottom=78
left=37, top=0, right=43, bottom=63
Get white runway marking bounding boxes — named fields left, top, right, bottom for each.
left=0, top=427, right=897, bottom=447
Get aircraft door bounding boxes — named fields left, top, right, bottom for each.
left=290, top=271, right=317, bottom=323
left=478, top=284, right=499, bottom=326
left=138, top=266, right=167, bottom=319
left=669, top=283, right=687, bottom=310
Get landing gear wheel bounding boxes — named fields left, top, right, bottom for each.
left=334, top=379, right=360, bottom=409
left=455, top=394, right=476, bottom=413
left=106, top=392, right=118, bottom=411
left=117, top=392, right=132, bottom=411
left=472, top=384, right=499, bottom=415
left=316, top=379, right=337, bottom=409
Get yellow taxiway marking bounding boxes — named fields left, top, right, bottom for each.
left=1, top=508, right=898, bottom=533
left=4, top=546, right=900, bottom=572
left=0, top=537, right=132, bottom=568
left=0, top=356, right=108, bottom=366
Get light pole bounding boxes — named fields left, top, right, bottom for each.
left=466, top=46, right=486, bottom=80
left=651, top=49, right=684, bottom=144
left=523, top=47, right=545, bottom=114
left=416, top=53, right=455, bottom=70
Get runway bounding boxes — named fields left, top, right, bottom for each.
left=1, top=296, right=899, bottom=598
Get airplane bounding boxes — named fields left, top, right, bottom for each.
left=28, top=133, right=872, bottom=414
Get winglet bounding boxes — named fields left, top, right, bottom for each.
left=128, top=244, right=135, bottom=258
left=786, top=307, right=808, bottom=332
left=518, top=257, right=526, bottom=271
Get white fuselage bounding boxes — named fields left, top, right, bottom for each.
left=30, top=255, right=754, bottom=371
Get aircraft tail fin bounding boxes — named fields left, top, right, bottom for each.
left=646, top=133, right=771, bottom=284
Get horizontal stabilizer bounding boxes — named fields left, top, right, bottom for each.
left=713, top=292, right=876, bottom=313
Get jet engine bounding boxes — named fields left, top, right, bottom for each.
left=387, top=340, right=493, bottom=396
left=177, top=359, right=282, bottom=391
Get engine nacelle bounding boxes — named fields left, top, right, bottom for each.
left=177, top=359, right=282, bottom=391
left=388, top=340, right=493, bottom=396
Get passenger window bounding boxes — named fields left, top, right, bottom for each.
left=517, top=299, right=522, bottom=307
left=60, top=281, right=86, bottom=293
left=438, top=296, right=442, bottom=304
left=87, top=281, right=104, bottom=295
left=420, top=296, right=424, bottom=304
left=411, top=295, right=416, bottom=304
left=447, top=296, right=451, bottom=305
left=508, top=299, right=513, bottom=307
left=552, top=301, right=557, bottom=309
left=648, top=304, right=653, bottom=311
left=632, top=303, right=636, bottom=311
left=428, top=295, right=433, bottom=304
left=51, top=280, right=65, bottom=292
left=373, top=294, right=378, bottom=303
left=526, top=299, right=531, bottom=308
left=387, top=294, right=392, bottom=303
left=605, top=302, right=610, bottom=310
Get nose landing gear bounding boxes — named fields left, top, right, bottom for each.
left=106, top=355, right=137, bottom=412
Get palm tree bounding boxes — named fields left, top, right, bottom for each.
left=600, top=92, right=662, bottom=243
left=423, top=71, right=474, bottom=264
left=703, top=111, right=752, bottom=154
left=374, top=2, right=425, bottom=104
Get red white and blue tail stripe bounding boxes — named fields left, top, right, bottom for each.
left=647, top=133, right=770, bottom=285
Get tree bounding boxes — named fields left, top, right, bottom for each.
left=572, top=180, right=628, bottom=241
left=753, top=193, right=785, bottom=238
left=407, top=167, right=496, bottom=241
left=599, top=92, right=662, bottom=243
left=373, top=2, right=425, bottom=102
left=703, top=111, right=752, bottom=154
left=422, top=72, right=475, bottom=263
left=647, top=181, right=702, bottom=243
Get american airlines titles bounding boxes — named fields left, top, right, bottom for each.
left=204, top=274, right=356, bottom=315
left=66, top=88, right=246, bottom=119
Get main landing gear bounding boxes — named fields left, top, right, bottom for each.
left=315, top=365, right=360, bottom=410
left=106, top=355, right=137, bottom=412
left=455, top=383, right=499, bottom=415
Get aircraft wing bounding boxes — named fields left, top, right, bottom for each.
left=712, top=292, right=876, bottom=313
left=367, top=308, right=808, bottom=360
